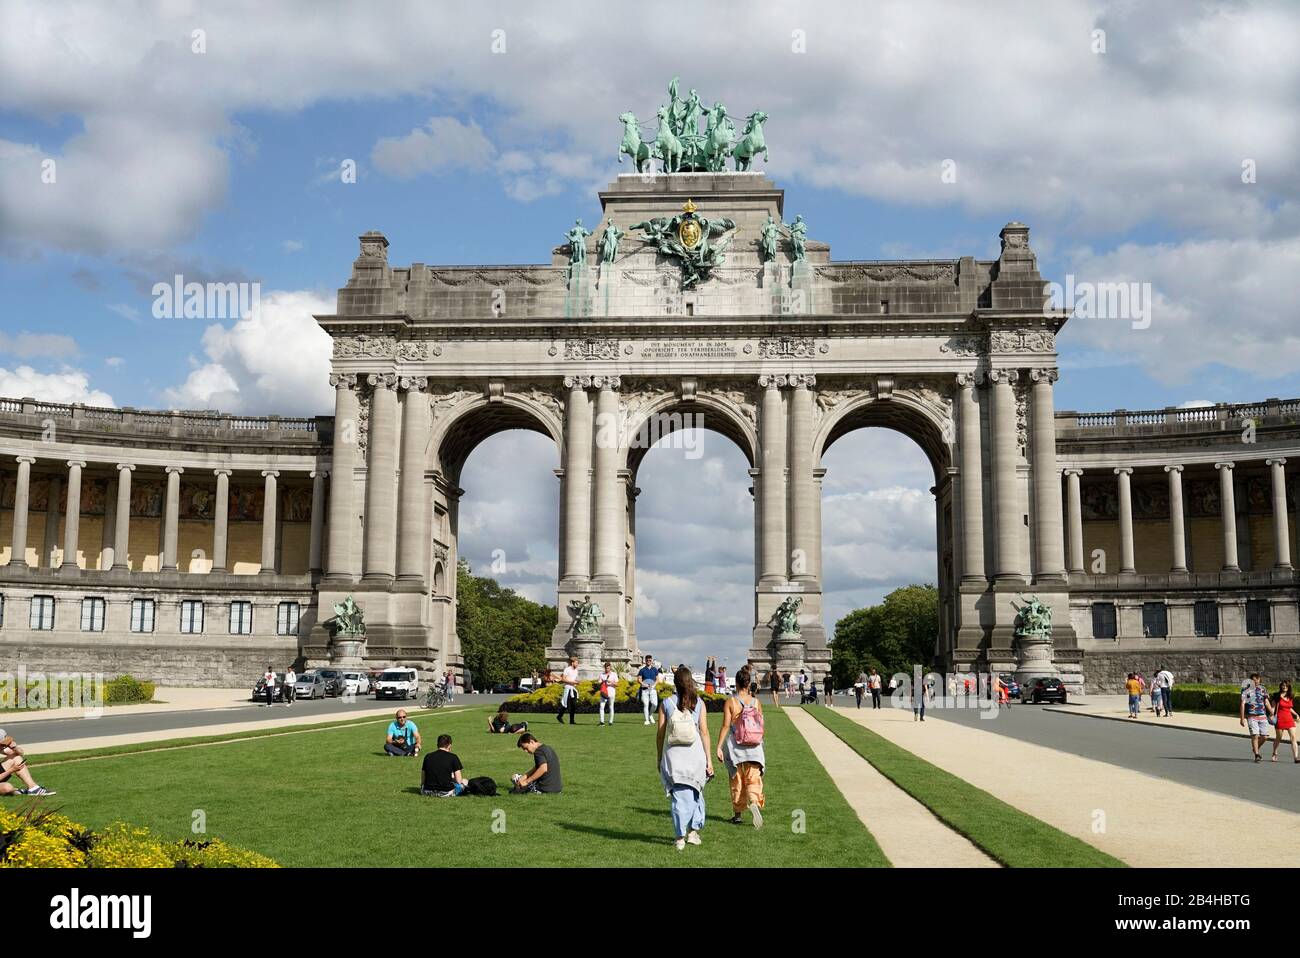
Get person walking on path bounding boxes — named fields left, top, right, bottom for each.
left=636, top=654, right=661, bottom=725
left=854, top=671, right=867, bottom=709
left=1149, top=675, right=1163, bottom=717
left=1270, top=679, right=1298, bottom=763
left=715, top=665, right=765, bottom=828
left=1155, top=666, right=1174, bottom=716
left=912, top=678, right=926, bottom=721
left=263, top=665, right=276, bottom=708
left=657, top=666, right=714, bottom=850
left=1241, top=673, right=1275, bottom=763
left=869, top=669, right=882, bottom=709
left=769, top=669, right=781, bottom=707
left=1125, top=673, right=1142, bottom=717
left=598, top=660, right=619, bottom=727
left=283, top=665, right=296, bottom=706
left=557, top=656, right=580, bottom=725
left=823, top=671, right=834, bottom=706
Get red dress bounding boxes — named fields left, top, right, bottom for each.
left=1277, top=695, right=1296, bottom=731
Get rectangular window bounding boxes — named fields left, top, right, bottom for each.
left=1091, top=602, right=1117, bottom=639
left=229, top=601, right=253, bottom=635
left=1246, top=599, right=1272, bottom=636
left=29, top=595, right=55, bottom=631
left=1194, top=600, right=1219, bottom=637
left=1141, top=602, right=1168, bottom=638
left=130, top=598, right=156, bottom=634
left=277, top=602, right=300, bottom=636
left=180, top=600, right=204, bottom=635
left=80, top=597, right=106, bottom=632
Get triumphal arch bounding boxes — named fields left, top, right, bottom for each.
left=309, top=79, right=1078, bottom=685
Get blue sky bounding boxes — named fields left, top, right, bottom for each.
left=2, top=0, right=1298, bottom=667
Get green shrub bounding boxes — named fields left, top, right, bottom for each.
left=504, top=677, right=728, bottom=713
left=1170, top=684, right=1246, bottom=715
left=103, top=675, right=156, bottom=704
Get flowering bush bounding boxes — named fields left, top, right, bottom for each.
left=0, top=804, right=276, bottom=868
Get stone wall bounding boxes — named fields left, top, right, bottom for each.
left=0, top=640, right=297, bottom=688
left=1082, top=647, right=1300, bottom=693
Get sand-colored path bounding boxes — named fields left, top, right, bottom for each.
left=785, top=706, right=998, bottom=868
left=839, top=707, right=1300, bottom=867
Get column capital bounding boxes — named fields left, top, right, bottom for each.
left=329, top=372, right=359, bottom=389
left=591, top=374, right=622, bottom=390
left=310, top=469, right=329, bottom=479
left=1266, top=457, right=1288, bottom=467
left=988, top=368, right=1020, bottom=385
left=15, top=455, right=35, bottom=465
left=165, top=465, right=184, bottom=475
left=1214, top=461, right=1235, bottom=471
left=788, top=373, right=816, bottom=388
left=563, top=375, right=593, bottom=390
left=1062, top=467, right=1083, bottom=477
left=116, top=462, right=135, bottom=473
left=66, top=459, right=87, bottom=469
left=213, top=468, right=232, bottom=477
left=261, top=469, right=280, bottom=479
left=758, top=373, right=788, bottom=389
left=1163, top=464, right=1184, bottom=474
left=367, top=372, right=398, bottom=391
left=398, top=375, right=428, bottom=392
left=1028, top=367, right=1060, bottom=384
left=954, top=371, right=983, bottom=387
left=1113, top=466, right=1133, bottom=476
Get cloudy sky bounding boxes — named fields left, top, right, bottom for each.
left=2, top=0, right=1297, bottom=667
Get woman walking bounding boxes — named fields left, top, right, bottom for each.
left=657, top=666, right=713, bottom=850
left=716, top=666, right=765, bottom=828
left=598, top=660, right=619, bottom=727
left=1271, top=679, right=1298, bottom=763
left=1150, top=676, right=1163, bottom=717
left=1125, top=673, right=1141, bottom=717
left=768, top=668, right=781, bottom=707
left=704, top=657, right=716, bottom=694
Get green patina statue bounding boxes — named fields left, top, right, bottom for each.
left=565, top=219, right=593, bottom=266
left=623, top=78, right=768, bottom=173
left=617, top=112, right=652, bottom=173
left=769, top=595, right=802, bottom=636
left=784, top=214, right=808, bottom=262
left=567, top=595, right=604, bottom=636
left=731, top=111, right=769, bottom=171
left=759, top=214, right=781, bottom=262
left=632, top=198, right=736, bottom=288
left=1014, top=594, right=1054, bottom=638
left=599, top=220, right=625, bottom=264
left=332, top=595, right=366, bottom=636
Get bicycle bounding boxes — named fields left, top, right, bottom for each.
left=424, top=686, right=451, bottom=710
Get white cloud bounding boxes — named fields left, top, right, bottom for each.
left=0, top=365, right=114, bottom=406
left=0, top=331, right=79, bottom=360
left=162, top=289, right=334, bottom=415
left=104, top=356, right=125, bottom=367
left=281, top=240, right=303, bottom=253
left=371, top=117, right=495, bottom=179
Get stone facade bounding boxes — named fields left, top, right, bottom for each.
left=1, top=173, right=1296, bottom=692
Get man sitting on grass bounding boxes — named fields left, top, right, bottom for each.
left=0, top=729, right=56, bottom=796
left=510, top=733, right=562, bottom=794
left=384, top=710, right=421, bottom=757
left=421, top=734, right=467, bottom=797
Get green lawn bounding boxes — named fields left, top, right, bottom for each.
left=28, top=704, right=889, bottom=867
left=804, top=706, right=1125, bottom=868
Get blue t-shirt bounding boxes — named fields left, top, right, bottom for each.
left=387, top=720, right=418, bottom=745
left=1243, top=686, right=1269, bottom=717
left=638, top=666, right=660, bottom=685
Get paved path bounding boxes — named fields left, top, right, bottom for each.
left=784, top=706, right=998, bottom=868
left=835, top=705, right=1300, bottom=867
left=1046, top=693, right=1251, bottom=737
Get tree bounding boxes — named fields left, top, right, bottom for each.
left=829, top=584, right=939, bottom=687
left=455, top=560, right=556, bottom=687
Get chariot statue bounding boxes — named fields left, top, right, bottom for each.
left=768, top=595, right=803, bottom=636
left=331, top=596, right=366, bottom=636
left=567, top=595, right=605, bottom=636
left=1013, top=594, right=1053, bottom=639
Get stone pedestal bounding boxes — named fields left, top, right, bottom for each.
left=1014, top=633, right=1058, bottom=686
left=332, top=635, right=366, bottom=669
left=565, top=262, right=594, bottom=318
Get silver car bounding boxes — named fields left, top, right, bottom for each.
left=294, top=672, right=327, bottom=699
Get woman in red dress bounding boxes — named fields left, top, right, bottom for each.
left=1271, top=679, right=1298, bottom=763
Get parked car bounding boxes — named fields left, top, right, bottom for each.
left=1025, top=677, right=1067, bottom=704
left=251, top=673, right=287, bottom=702
left=317, top=669, right=345, bottom=697
left=375, top=667, right=420, bottom=700
left=489, top=682, right=518, bottom=694
left=294, top=671, right=328, bottom=700
left=340, top=671, right=370, bottom=696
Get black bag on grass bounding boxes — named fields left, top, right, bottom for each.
left=465, top=776, right=497, bottom=797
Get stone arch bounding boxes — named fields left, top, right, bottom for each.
left=813, top=387, right=954, bottom=478
left=622, top=388, right=759, bottom=478
left=429, top=389, right=564, bottom=486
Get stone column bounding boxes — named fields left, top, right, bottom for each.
left=42, top=474, right=61, bottom=568
left=112, top=463, right=134, bottom=571
left=1216, top=462, right=1239, bottom=571
left=62, top=460, right=86, bottom=571
left=212, top=469, right=231, bottom=572
left=1115, top=467, right=1135, bottom=573
left=8, top=456, right=34, bottom=567
left=1165, top=465, right=1187, bottom=573
left=561, top=377, right=593, bottom=584
left=1267, top=458, right=1291, bottom=570
left=363, top=373, right=399, bottom=581
left=758, top=375, right=787, bottom=584
left=161, top=466, right=182, bottom=572
left=1063, top=468, right=1084, bottom=574
left=957, top=373, right=986, bottom=583
left=988, top=369, right=1023, bottom=581
left=309, top=469, right=327, bottom=574
left=592, top=377, right=624, bottom=587
left=101, top=475, right=117, bottom=570
left=788, top=374, right=816, bottom=583
left=1029, top=369, right=1066, bottom=582
left=260, top=470, right=279, bottom=575
left=325, top=373, right=360, bottom=580
left=397, top=376, right=430, bottom=583
left=811, top=467, right=826, bottom=582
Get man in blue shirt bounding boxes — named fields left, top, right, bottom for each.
left=1240, top=673, right=1274, bottom=763
left=636, top=654, right=661, bottom=726
left=384, top=709, right=421, bottom=757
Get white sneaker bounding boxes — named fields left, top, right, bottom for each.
left=686, top=831, right=702, bottom=846
left=674, top=838, right=686, bottom=851
left=749, top=802, right=764, bottom=829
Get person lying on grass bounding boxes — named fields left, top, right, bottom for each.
left=421, top=734, right=467, bottom=797
left=510, top=733, right=561, bottom=794
left=384, top=710, right=421, bottom=757
left=0, top=728, right=56, bottom=796
left=488, top=709, right=529, bottom=734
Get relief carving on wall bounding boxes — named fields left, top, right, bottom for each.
left=939, top=335, right=982, bottom=356
left=334, top=336, right=443, bottom=361
left=511, top=382, right=565, bottom=421
left=815, top=263, right=957, bottom=284
left=564, top=338, right=621, bottom=361
left=1014, top=383, right=1029, bottom=457
left=758, top=337, right=817, bottom=359
left=990, top=329, right=1055, bottom=353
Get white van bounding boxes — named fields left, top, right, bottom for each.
left=375, top=667, right=420, bottom=700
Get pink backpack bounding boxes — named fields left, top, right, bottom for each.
left=733, top=696, right=765, bottom=746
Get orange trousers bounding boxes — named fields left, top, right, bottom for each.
left=729, top=761, right=765, bottom=813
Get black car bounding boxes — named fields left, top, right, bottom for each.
left=251, top=674, right=288, bottom=702
left=317, top=669, right=345, bottom=697
left=1026, top=677, right=1068, bottom=704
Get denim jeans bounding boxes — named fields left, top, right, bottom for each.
left=599, top=694, right=616, bottom=723
left=642, top=687, right=659, bottom=722
left=1128, top=694, right=1140, bottom=716
left=1162, top=687, right=1173, bottom=714
left=669, top=784, right=705, bottom=838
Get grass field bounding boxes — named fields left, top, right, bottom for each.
left=804, top=706, right=1125, bottom=868
left=27, top=703, right=889, bottom=867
